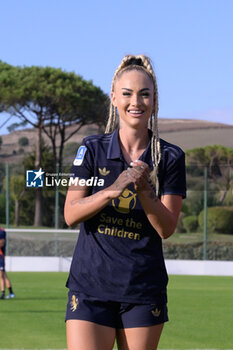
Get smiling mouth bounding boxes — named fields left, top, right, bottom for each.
left=128, top=109, right=144, bottom=116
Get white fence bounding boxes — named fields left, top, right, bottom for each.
left=5, top=256, right=233, bottom=276
left=5, top=228, right=233, bottom=275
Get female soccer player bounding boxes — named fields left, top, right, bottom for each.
left=64, top=55, right=186, bottom=350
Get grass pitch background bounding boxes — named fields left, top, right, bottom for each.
left=0, top=273, right=232, bottom=349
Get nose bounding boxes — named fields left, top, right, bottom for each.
left=131, top=93, right=140, bottom=106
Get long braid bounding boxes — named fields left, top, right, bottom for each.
left=106, top=55, right=161, bottom=194
left=137, top=55, right=161, bottom=194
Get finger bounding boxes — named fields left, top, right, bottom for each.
left=130, top=159, right=148, bottom=166
left=129, top=166, right=142, bottom=175
left=129, top=165, right=149, bottom=178
left=128, top=167, right=149, bottom=181
left=125, top=168, right=137, bottom=181
left=123, top=169, right=134, bottom=183
left=130, top=160, right=149, bottom=172
left=126, top=170, right=130, bottom=178
left=127, top=168, right=137, bottom=179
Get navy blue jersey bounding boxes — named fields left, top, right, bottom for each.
left=0, top=227, right=6, bottom=258
left=66, top=130, right=186, bottom=303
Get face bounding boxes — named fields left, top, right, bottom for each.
left=111, top=70, right=154, bottom=130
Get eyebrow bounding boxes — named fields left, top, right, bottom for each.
left=121, top=88, right=151, bottom=92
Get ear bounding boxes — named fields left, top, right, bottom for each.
left=111, top=90, right=117, bottom=107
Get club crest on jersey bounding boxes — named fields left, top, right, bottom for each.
left=73, top=146, right=87, bottom=166
left=99, top=167, right=110, bottom=176
left=70, top=295, right=79, bottom=312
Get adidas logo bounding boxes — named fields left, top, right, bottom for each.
left=151, top=308, right=161, bottom=317
left=99, top=167, right=110, bottom=176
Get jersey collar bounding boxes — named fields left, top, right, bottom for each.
left=107, top=129, right=122, bottom=160
left=107, top=129, right=153, bottom=168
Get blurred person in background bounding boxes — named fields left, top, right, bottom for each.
left=0, top=227, right=15, bottom=299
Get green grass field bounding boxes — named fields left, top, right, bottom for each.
left=0, top=273, right=232, bottom=349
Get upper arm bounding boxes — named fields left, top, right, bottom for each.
left=161, top=194, right=183, bottom=223
left=159, top=147, right=186, bottom=233
left=64, top=141, right=94, bottom=225
left=160, top=147, right=186, bottom=200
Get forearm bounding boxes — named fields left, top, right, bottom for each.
left=137, top=185, right=179, bottom=239
left=64, top=188, right=112, bottom=226
left=65, top=171, right=132, bottom=227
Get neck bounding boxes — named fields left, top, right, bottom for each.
left=118, top=126, right=150, bottom=162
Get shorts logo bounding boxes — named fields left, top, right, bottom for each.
left=99, top=167, right=110, bottom=176
left=26, top=168, right=44, bottom=187
left=112, top=189, right=137, bottom=214
left=151, top=308, right=161, bottom=317
left=70, top=295, right=79, bottom=312
left=73, top=146, right=87, bottom=166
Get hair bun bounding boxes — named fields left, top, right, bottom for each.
left=126, top=57, right=143, bottom=67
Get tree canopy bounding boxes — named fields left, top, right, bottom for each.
left=186, top=145, right=233, bottom=203
left=0, top=60, right=109, bottom=169
left=0, top=60, right=109, bottom=226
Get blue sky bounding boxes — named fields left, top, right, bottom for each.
left=0, top=0, right=233, bottom=134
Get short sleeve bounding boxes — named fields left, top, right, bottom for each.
left=69, top=140, right=94, bottom=180
left=160, top=151, right=186, bottom=198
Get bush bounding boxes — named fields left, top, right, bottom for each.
left=18, top=137, right=29, bottom=146
left=198, top=206, right=233, bottom=234
left=175, top=212, right=186, bottom=233
left=223, top=188, right=233, bottom=206
left=18, top=148, right=24, bottom=154
left=183, top=215, right=198, bottom=233
left=182, top=191, right=203, bottom=216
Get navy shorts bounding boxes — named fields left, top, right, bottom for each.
left=65, top=290, right=168, bottom=328
left=0, top=255, right=5, bottom=271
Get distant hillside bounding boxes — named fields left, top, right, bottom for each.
left=158, top=118, right=233, bottom=150
left=0, top=118, right=233, bottom=165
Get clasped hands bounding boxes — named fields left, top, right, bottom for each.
left=126, top=159, right=150, bottom=191
left=110, top=160, right=151, bottom=198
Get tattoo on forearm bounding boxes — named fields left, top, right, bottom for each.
left=71, top=197, right=93, bottom=205
left=70, top=191, right=102, bottom=206
left=148, top=190, right=159, bottom=203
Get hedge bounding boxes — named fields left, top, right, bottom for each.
left=198, top=206, right=233, bottom=234
left=183, top=215, right=199, bottom=233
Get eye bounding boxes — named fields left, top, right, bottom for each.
left=122, top=92, right=131, bottom=96
left=141, top=92, right=150, bottom=97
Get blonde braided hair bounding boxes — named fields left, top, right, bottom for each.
left=105, top=54, right=161, bottom=195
